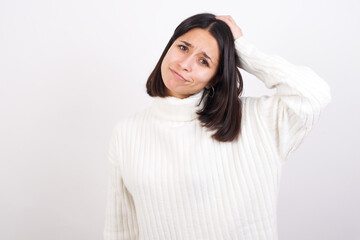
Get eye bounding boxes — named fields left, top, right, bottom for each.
left=200, top=59, right=209, bottom=67
left=178, top=44, right=188, bottom=51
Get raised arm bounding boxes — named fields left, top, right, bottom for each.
left=236, top=36, right=331, bottom=162
left=217, top=15, right=332, bottom=163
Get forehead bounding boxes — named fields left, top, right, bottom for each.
left=176, top=28, right=219, bottom=60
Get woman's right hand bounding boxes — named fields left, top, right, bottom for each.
left=215, top=15, right=244, bottom=40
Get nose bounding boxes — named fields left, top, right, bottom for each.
left=179, top=55, right=193, bottom=71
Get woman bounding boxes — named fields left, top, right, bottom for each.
left=104, top=13, right=331, bottom=240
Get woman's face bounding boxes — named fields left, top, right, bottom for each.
left=161, top=28, right=220, bottom=99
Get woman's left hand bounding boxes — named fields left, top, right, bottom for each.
left=215, top=15, right=243, bottom=40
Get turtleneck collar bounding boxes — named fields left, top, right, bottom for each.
left=150, top=89, right=206, bottom=122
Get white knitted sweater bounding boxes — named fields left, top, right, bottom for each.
left=103, top=36, right=332, bottom=240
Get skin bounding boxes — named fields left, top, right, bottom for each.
left=161, top=28, right=220, bottom=99
left=161, top=15, right=244, bottom=99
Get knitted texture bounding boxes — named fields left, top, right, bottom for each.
left=103, top=36, right=331, bottom=240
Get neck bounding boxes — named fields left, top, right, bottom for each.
left=150, top=89, right=206, bottom=122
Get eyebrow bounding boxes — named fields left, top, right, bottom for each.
left=179, top=40, right=214, bottom=64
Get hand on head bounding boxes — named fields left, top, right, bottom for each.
left=215, top=15, right=244, bottom=40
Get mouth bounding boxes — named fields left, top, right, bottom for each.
left=170, top=69, right=188, bottom=82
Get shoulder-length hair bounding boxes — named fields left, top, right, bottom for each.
left=146, top=13, right=244, bottom=142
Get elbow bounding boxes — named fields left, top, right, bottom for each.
left=302, top=76, right=332, bottom=116
left=320, top=78, right=332, bottom=109
left=307, top=67, right=332, bottom=109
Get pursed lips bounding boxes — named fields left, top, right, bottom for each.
left=170, top=69, right=188, bottom=82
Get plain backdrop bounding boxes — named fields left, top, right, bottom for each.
left=0, top=0, right=359, bottom=239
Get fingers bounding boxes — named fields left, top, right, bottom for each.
left=215, top=15, right=236, bottom=28
left=215, top=15, right=235, bottom=24
left=215, top=15, right=244, bottom=40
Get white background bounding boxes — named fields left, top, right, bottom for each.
left=1, top=0, right=359, bottom=239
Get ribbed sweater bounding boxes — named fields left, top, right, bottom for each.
left=103, top=36, right=332, bottom=240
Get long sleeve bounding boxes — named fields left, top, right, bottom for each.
left=235, top=36, right=331, bottom=163
left=104, top=124, right=139, bottom=240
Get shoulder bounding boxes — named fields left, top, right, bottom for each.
left=239, top=96, right=258, bottom=110
left=239, top=95, right=280, bottom=125
left=112, top=107, right=152, bottom=134
left=240, top=95, right=278, bottom=110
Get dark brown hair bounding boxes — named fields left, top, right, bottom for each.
left=146, top=13, right=244, bottom=142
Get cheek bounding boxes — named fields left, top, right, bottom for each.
left=161, top=54, right=170, bottom=74
left=195, top=70, right=215, bottom=83
left=165, top=52, right=177, bottom=66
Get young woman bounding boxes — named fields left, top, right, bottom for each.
left=104, top=13, right=331, bottom=240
